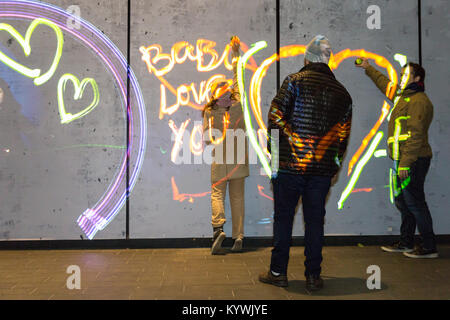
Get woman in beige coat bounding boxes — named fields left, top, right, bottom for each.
left=203, top=36, right=249, bottom=254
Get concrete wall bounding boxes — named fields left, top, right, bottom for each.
left=280, top=0, right=420, bottom=236
left=0, top=0, right=128, bottom=239
left=129, top=0, right=277, bottom=238
left=0, top=0, right=447, bottom=240
left=421, top=0, right=450, bottom=234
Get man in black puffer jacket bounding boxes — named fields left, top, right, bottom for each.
left=259, top=35, right=353, bottom=292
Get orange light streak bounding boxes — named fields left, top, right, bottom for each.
left=351, top=188, right=373, bottom=193
left=208, top=112, right=230, bottom=145
left=257, top=185, right=274, bottom=201
left=249, top=47, right=398, bottom=177
left=329, top=49, right=398, bottom=176
left=257, top=128, right=270, bottom=158
left=171, top=163, right=242, bottom=203
left=250, top=45, right=306, bottom=132
left=172, top=176, right=211, bottom=203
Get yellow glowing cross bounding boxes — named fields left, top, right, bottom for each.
left=388, top=116, right=411, bottom=161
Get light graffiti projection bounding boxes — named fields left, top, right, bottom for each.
left=0, top=0, right=147, bottom=239
left=337, top=53, right=412, bottom=209
left=57, top=74, right=99, bottom=124
left=258, top=185, right=274, bottom=201
left=389, top=116, right=411, bottom=162
left=374, top=149, right=387, bottom=158
left=237, top=40, right=273, bottom=177
left=0, top=17, right=63, bottom=85
left=0, top=18, right=99, bottom=123
left=140, top=38, right=267, bottom=203
left=249, top=47, right=401, bottom=204
left=352, top=188, right=374, bottom=193
left=142, top=38, right=404, bottom=206
left=338, top=131, right=384, bottom=210
left=249, top=47, right=398, bottom=177
left=140, top=40, right=258, bottom=119
left=169, top=118, right=191, bottom=163
left=208, top=112, right=230, bottom=145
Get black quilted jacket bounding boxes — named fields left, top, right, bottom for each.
left=268, top=63, right=352, bottom=176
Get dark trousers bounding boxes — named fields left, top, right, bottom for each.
left=395, top=157, right=436, bottom=250
left=270, top=172, right=331, bottom=277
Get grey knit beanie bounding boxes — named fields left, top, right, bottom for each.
left=304, top=35, right=332, bottom=64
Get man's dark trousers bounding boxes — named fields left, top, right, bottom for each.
left=395, top=157, right=436, bottom=250
left=270, top=172, right=331, bottom=277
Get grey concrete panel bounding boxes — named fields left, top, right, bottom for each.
left=0, top=0, right=128, bottom=239
left=0, top=0, right=448, bottom=241
left=422, top=0, right=450, bottom=234
left=129, top=0, right=277, bottom=238
left=280, top=0, right=422, bottom=235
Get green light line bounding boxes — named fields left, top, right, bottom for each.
left=237, top=41, right=272, bottom=177
left=55, top=144, right=126, bottom=151
left=389, top=168, right=394, bottom=203
left=338, top=131, right=384, bottom=210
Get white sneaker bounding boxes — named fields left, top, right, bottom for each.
left=231, top=238, right=243, bottom=252
left=403, top=247, right=439, bottom=259
left=211, top=231, right=226, bottom=255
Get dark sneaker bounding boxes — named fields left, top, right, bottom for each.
left=231, top=238, right=243, bottom=252
left=381, top=242, right=414, bottom=253
left=259, top=271, right=288, bottom=287
left=404, top=247, right=439, bottom=259
left=211, top=228, right=226, bottom=255
left=305, top=274, right=324, bottom=292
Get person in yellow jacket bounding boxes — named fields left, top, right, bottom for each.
left=356, top=58, right=438, bottom=258
left=203, top=36, right=249, bottom=255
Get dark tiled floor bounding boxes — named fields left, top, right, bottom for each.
left=0, top=245, right=449, bottom=300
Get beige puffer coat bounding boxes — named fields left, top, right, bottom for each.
left=202, top=57, right=249, bottom=183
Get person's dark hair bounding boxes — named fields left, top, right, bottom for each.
left=407, top=62, right=425, bottom=82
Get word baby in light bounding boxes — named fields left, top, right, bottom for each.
left=140, top=39, right=237, bottom=119
left=140, top=38, right=262, bottom=166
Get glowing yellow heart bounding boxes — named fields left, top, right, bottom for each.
left=0, top=18, right=64, bottom=86
left=58, top=74, right=100, bottom=124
